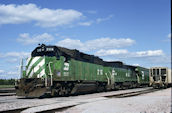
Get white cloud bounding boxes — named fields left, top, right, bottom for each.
left=78, top=21, right=92, bottom=26
left=95, top=49, right=169, bottom=68
left=132, top=64, right=140, bottom=66
left=95, top=49, right=165, bottom=59
left=6, top=58, right=18, bottom=63
left=0, top=70, right=19, bottom=79
left=95, top=49, right=128, bottom=56
left=0, top=4, right=82, bottom=27
left=17, top=33, right=54, bottom=45
left=134, top=50, right=164, bottom=57
left=86, top=38, right=134, bottom=50
left=168, top=33, right=171, bottom=38
left=86, top=10, right=97, bottom=14
left=7, top=71, right=19, bottom=75
left=57, top=38, right=85, bottom=50
left=0, top=52, right=30, bottom=58
left=95, top=49, right=164, bottom=58
left=148, top=55, right=170, bottom=64
left=0, top=70, right=4, bottom=74
left=56, top=37, right=135, bottom=52
left=0, top=51, right=30, bottom=79
left=96, top=14, right=113, bottom=23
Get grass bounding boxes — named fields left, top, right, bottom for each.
left=0, top=85, right=15, bottom=88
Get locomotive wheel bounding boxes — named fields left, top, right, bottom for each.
left=51, top=88, right=59, bottom=96
left=51, top=83, right=73, bottom=97
left=58, top=86, right=69, bottom=96
left=58, top=87, right=64, bottom=96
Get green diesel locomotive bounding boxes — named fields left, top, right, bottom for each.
left=15, top=44, right=149, bottom=98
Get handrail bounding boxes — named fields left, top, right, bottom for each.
left=48, top=62, right=53, bottom=86
left=20, top=59, right=23, bottom=78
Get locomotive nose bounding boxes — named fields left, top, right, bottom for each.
left=26, top=56, right=46, bottom=78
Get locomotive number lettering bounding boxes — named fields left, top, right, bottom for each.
left=37, top=48, right=42, bottom=52
left=46, top=48, right=54, bottom=51
left=64, top=62, right=69, bottom=71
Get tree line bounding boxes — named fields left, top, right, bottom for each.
left=0, top=79, right=15, bottom=85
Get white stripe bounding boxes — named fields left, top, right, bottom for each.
left=28, top=58, right=45, bottom=77
left=26, top=57, right=40, bottom=75
left=37, top=69, right=45, bottom=78
left=26, top=57, right=31, bottom=65
left=28, top=69, right=34, bottom=78
left=30, top=58, right=45, bottom=76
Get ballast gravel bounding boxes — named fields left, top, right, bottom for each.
left=0, top=88, right=170, bottom=113
left=62, top=88, right=171, bottom=113
left=0, top=88, right=150, bottom=112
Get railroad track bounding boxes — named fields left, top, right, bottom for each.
left=0, top=93, right=16, bottom=96
left=1, top=108, right=26, bottom=113
left=34, top=88, right=160, bottom=113
left=0, top=87, right=162, bottom=113
left=105, top=88, right=159, bottom=98
left=0, top=88, right=15, bottom=93
left=0, top=88, right=16, bottom=96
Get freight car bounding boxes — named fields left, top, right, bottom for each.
left=15, top=44, right=149, bottom=98
left=149, top=67, right=171, bottom=88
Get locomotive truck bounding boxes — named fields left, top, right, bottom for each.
left=15, top=44, right=149, bottom=98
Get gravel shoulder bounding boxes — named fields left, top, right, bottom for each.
left=62, top=88, right=171, bottom=113
left=0, top=88, right=150, bottom=112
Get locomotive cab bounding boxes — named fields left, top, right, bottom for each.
left=22, top=44, right=60, bottom=79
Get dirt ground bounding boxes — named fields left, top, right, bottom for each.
left=60, top=88, right=171, bottom=113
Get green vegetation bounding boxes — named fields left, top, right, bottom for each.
left=0, top=79, right=15, bottom=87
left=0, top=85, right=14, bottom=88
left=0, top=79, right=15, bottom=85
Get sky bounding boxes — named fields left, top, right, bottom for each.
left=0, top=0, right=171, bottom=79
